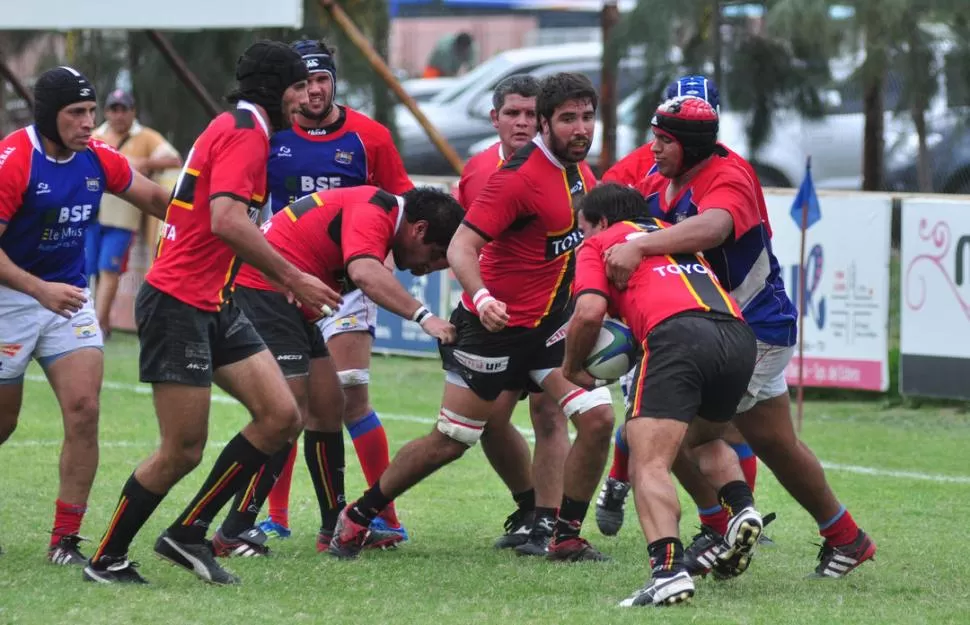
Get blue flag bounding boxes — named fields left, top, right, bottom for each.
left=790, top=158, right=821, bottom=229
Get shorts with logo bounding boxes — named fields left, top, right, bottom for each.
left=0, top=285, right=103, bottom=382
left=84, top=223, right=134, bottom=276
left=627, top=311, right=757, bottom=424
left=440, top=304, right=569, bottom=401
left=316, top=288, right=377, bottom=342
left=736, top=341, right=795, bottom=413
left=136, top=282, right=266, bottom=387
left=234, top=286, right=328, bottom=378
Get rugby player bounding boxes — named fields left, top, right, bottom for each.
left=0, top=66, right=171, bottom=563
left=595, top=75, right=765, bottom=541
left=565, top=182, right=760, bottom=606
left=211, top=185, right=462, bottom=557
left=606, top=95, right=876, bottom=578
left=328, top=73, right=615, bottom=562
left=251, top=38, right=414, bottom=545
left=457, top=74, right=571, bottom=553
left=83, top=41, right=339, bottom=585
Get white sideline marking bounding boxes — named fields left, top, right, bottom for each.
left=16, top=375, right=970, bottom=485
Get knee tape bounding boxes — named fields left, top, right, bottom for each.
left=559, top=386, right=613, bottom=420
left=436, top=408, right=486, bottom=447
left=337, top=368, right=369, bottom=388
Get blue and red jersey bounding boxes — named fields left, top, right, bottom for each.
left=635, top=155, right=797, bottom=346
left=0, top=125, right=132, bottom=288
left=266, top=106, right=413, bottom=213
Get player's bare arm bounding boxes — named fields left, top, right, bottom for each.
left=346, top=256, right=456, bottom=344
left=118, top=170, right=171, bottom=220
left=447, top=224, right=509, bottom=332
left=604, top=208, right=734, bottom=288
left=0, top=225, right=86, bottom=318
left=210, top=195, right=342, bottom=313
left=562, top=292, right=609, bottom=390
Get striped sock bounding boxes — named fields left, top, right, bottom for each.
left=167, top=433, right=268, bottom=544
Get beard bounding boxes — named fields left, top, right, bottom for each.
left=300, top=97, right=333, bottom=123
left=548, top=131, right=591, bottom=164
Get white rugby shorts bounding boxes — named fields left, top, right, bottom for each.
left=316, top=289, right=377, bottom=343
left=0, top=285, right=103, bottom=382
left=735, top=341, right=794, bottom=413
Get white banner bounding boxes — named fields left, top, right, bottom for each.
left=899, top=198, right=970, bottom=399
left=0, top=0, right=303, bottom=29
left=764, top=190, right=892, bottom=391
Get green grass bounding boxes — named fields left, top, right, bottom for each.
left=2, top=334, right=970, bottom=624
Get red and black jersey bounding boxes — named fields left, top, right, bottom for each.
left=146, top=102, right=269, bottom=311
left=461, top=137, right=596, bottom=328
left=574, top=218, right=743, bottom=341
left=456, top=142, right=505, bottom=209
left=236, top=185, right=403, bottom=319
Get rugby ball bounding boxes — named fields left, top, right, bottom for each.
left=584, top=319, right=639, bottom=381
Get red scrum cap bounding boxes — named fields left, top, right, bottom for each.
left=651, top=96, right=721, bottom=174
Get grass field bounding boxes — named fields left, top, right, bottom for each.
left=2, top=334, right=970, bottom=624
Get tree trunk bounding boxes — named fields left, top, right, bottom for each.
left=861, top=59, right=886, bottom=191
left=712, top=0, right=723, bottom=89
left=371, top=1, right=394, bottom=137
left=598, top=1, right=620, bottom=172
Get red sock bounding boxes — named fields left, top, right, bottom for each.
left=608, top=446, right=629, bottom=482
left=699, top=507, right=730, bottom=536
left=608, top=427, right=630, bottom=482
left=819, top=507, right=859, bottom=547
left=51, top=499, right=86, bottom=547
left=740, top=456, right=758, bottom=492
left=268, top=442, right=298, bottom=527
left=349, top=411, right=399, bottom=526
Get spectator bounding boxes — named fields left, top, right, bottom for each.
left=87, top=89, right=181, bottom=337
left=422, top=32, right=477, bottom=78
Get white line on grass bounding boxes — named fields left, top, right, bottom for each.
left=17, top=374, right=970, bottom=485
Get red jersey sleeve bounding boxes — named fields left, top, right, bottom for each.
left=696, top=165, right=762, bottom=240
left=89, top=139, right=133, bottom=194
left=364, top=125, right=414, bottom=195
left=463, top=167, right=530, bottom=241
left=602, top=143, right=654, bottom=186
left=0, top=133, right=29, bottom=223
left=342, top=201, right=396, bottom=265
left=209, top=127, right=267, bottom=203
left=573, top=236, right=610, bottom=300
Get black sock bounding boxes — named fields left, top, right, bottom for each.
left=91, top=474, right=165, bottom=563
left=347, top=482, right=391, bottom=527
left=648, top=537, right=686, bottom=576
left=512, top=488, right=536, bottom=512
left=718, top=480, right=755, bottom=517
left=303, top=430, right=345, bottom=533
left=167, top=433, right=269, bottom=543
left=221, top=442, right=294, bottom=538
left=554, top=496, right=589, bottom=541
left=534, top=506, right=557, bottom=536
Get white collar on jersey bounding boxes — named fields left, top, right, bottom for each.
left=532, top=135, right=565, bottom=171
left=236, top=101, right=270, bottom=138
left=392, top=193, right=406, bottom=234
left=27, top=125, right=77, bottom=164
left=497, top=142, right=506, bottom=161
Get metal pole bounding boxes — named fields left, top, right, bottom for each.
left=598, top=0, right=620, bottom=173
left=319, top=0, right=465, bottom=175
left=144, top=30, right=221, bottom=118
left=796, top=163, right=810, bottom=433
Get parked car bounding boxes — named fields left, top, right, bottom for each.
left=395, top=42, right=646, bottom=175
left=885, top=116, right=970, bottom=194
left=400, top=77, right=459, bottom=103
